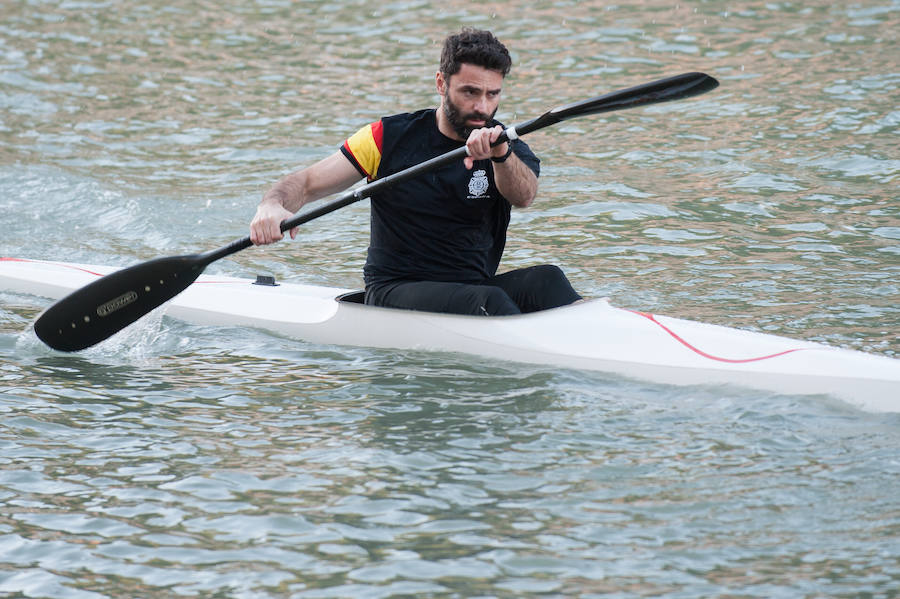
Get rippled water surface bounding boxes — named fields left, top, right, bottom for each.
left=2, top=1, right=899, bottom=597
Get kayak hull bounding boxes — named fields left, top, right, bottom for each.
left=2, top=257, right=898, bottom=412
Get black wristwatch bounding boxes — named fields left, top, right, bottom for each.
left=491, top=143, right=514, bottom=163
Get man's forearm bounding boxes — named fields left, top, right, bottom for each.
left=494, top=152, right=538, bottom=208
left=261, top=172, right=309, bottom=213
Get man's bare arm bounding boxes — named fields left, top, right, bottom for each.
left=250, top=152, right=362, bottom=245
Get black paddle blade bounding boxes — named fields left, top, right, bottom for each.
left=517, top=72, right=719, bottom=136
left=553, top=71, right=718, bottom=120
left=34, top=254, right=208, bottom=352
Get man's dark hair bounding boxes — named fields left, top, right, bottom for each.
left=440, top=28, right=512, bottom=79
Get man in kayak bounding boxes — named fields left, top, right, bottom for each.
left=250, top=28, right=581, bottom=316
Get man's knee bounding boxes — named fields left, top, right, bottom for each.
left=507, top=264, right=581, bottom=312
left=528, top=264, right=569, bottom=286
left=537, top=264, right=581, bottom=308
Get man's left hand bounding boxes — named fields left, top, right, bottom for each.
left=464, top=125, right=507, bottom=170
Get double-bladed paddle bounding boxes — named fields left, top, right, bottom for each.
left=34, top=71, right=718, bottom=351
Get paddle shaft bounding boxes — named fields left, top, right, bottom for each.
left=34, top=71, right=718, bottom=351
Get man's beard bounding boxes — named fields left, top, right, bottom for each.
left=443, top=91, right=497, bottom=140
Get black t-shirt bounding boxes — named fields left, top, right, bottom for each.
left=340, top=109, right=540, bottom=287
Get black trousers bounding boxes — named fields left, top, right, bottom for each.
left=365, top=265, right=582, bottom=316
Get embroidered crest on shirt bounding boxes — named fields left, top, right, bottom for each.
left=467, top=169, right=490, bottom=199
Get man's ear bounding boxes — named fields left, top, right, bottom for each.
left=435, top=71, right=446, bottom=95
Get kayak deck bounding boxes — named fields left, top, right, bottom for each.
left=2, top=257, right=898, bottom=413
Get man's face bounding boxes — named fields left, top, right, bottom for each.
left=437, top=63, right=504, bottom=140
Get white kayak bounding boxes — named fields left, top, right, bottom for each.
left=2, top=257, right=898, bottom=413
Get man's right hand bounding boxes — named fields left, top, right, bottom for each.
left=250, top=201, right=297, bottom=245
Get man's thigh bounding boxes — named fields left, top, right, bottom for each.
left=367, top=280, right=521, bottom=316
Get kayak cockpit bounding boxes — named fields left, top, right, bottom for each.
left=337, top=290, right=365, bottom=304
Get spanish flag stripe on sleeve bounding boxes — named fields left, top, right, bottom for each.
left=342, top=121, right=384, bottom=180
